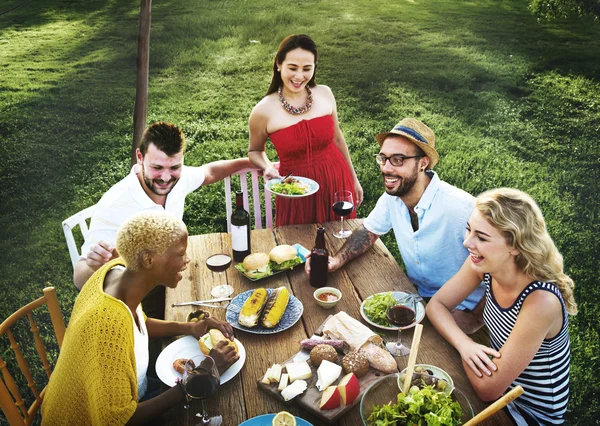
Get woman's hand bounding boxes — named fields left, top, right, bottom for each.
left=458, top=341, right=501, bottom=378
left=263, top=165, right=281, bottom=181
left=190, top=317, right=234, bottom=340
left=209, top=340, right=240, bottom=375
left=354, top=179, right=363, bottom=207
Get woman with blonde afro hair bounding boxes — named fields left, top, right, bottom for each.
left=427, top=188, right=575, bottom=425
left=42, top=211, right=238, bottom=425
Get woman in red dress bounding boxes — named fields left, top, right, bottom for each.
left=248, top=34, right=363, bottom=227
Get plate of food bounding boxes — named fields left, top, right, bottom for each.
left=240, top=413, right=313, bottom=426
left=226, top=287, right=303, bottom=334
left=156, top=334, right=246, bottom=387
left=360, top=291, right=425, bottom=331
left=235, top=244, right=310, bottom=281
left=265, top=176, right=319, bottom=198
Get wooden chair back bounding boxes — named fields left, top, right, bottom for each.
left=0, top=287, right=66, bottom=425
left=224, top=163, right=278, bottom=231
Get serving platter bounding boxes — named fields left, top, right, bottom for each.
left=360, top=291, right=426, bottom=331
left=226, top=288, right=303, bottom=334
left=155, top=335, right=246, bottom=387
left=265, top=176, right=319, bottom=198
left=235, top=243, right=310, bottom=282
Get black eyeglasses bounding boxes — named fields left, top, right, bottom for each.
left=374, top=153, right=423, bottom=167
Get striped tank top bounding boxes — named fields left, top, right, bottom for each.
left=483, top=273, right=570, bottom=425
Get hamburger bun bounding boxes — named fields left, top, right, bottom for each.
left=198, top=329, right=238, bottom=355
left=269, top=245, right=297, bottom=264
left=242, top=252, right=270, bottom=273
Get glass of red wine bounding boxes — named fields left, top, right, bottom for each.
left=332, top=190, right=354, bottom=239
left=183, top=355, right=222, bottom=426
left=206, top=254, right=234, bottom=298
left=385, top=294, right=421, bottom=357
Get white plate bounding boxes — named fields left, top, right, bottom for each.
left=399, top=364, right=454, bottom=390
left=156, top=335, right=246, bottom=387
left=265, top=176, right=319, bottom=198
left=360, top=291, right=425, bottom=331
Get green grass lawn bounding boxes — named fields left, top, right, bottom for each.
left=1, top=0, right=599, bottom=423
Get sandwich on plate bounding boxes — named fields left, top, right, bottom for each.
left=269, top=245, right=302, bottom=271
left=236, top=252, right=272, bottom=279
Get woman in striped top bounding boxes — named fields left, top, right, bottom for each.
left=426, top=188, right=577, bottom=425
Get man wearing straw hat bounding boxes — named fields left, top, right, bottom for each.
left=307, top=118, right=485, bottom=334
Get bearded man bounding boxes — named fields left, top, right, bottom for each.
left=73, top=122, right=251, bottom=318
left=307, top=118, right=485, bottom=334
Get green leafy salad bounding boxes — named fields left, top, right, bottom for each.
left=270, top=256, right=303, bottom=271
left=235, top=257, right=302, bottom=278
left=363, top=292, right=397, bottom=327
left=367, top=385, right=462, bottom=426
left=269, top=177, right=310, bottom=195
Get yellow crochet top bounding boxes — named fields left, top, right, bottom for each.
left=42, top=259, right=138, bottom=425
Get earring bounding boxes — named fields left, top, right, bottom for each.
left=277, top=68, right=280, bottom=72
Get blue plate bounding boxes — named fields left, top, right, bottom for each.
left=226, top=288, right=303, bottom=334
left=235, top=244, right=310, bottom=282
left=239, top=413, right=313, bottom=426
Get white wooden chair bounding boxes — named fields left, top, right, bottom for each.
left=62, top=205, right=96, bottom=267
left=0, top=287, right=66, bottom=425
left=224, top=164, right=277, bottom=231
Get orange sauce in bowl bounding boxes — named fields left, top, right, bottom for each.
left=317, top=292, right=339, bottom=302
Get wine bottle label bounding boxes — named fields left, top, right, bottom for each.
left=231, top=225, right=249, bottom=251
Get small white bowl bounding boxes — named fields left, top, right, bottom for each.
left=313, top=287, right=342, bottom=309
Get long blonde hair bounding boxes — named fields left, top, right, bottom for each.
left=476, top=188, right=577, bottom=315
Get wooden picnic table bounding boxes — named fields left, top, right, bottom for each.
left=163, top=219, right=512, bottom=425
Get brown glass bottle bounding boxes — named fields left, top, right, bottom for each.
left=231, top=190, right=251, bottom=262
left=310, top=227, right=329, bottom=288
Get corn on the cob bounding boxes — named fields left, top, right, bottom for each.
left=261, top=286, right=290, bottom=328
left=238, top=288, right=269, bottom=328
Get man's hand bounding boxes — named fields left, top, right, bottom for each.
left=304, top=254, right=343, bottom=274
left=85, top=240, right=118, bottom=271
left=209, top=340, right=240, bottom=375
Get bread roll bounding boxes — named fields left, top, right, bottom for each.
left=269, top=245, right=297, bottom=264
left=359, top=343, right=398, bottom=373
left=242, top=252, right=270, bottom=272
left=198, top=329, right=238, bottom=355
left=342, top=352, right=369, bottom=378
left=309, top=344, right=338, bottom=367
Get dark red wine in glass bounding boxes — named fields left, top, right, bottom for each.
left=185, top=371, right=220, bottom=400
left=332, top=201, right=354, bottom=217
left=206, top=254, right=233, bottom=298
left=183, top=356, right=222, bottom=425
left=386, top=305, right=416, bottom=327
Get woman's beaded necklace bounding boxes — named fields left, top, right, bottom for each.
left=278, top=86, right=313, bottom=115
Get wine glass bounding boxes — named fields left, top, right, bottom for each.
left=206, top=254, right=234, bottom=298
left=385, top=294, right=421, bottom=357
left=332, top=190, right=354, bottom=238
left=183, top=355, right=222, bottom=426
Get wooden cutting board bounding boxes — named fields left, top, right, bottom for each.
left=256, top=316, right=395, bottom=424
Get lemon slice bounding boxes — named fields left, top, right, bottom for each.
left=272, top=411, right=296, bottom=426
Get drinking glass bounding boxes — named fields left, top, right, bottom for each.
left=332, top=190, right=354, bottom=238
left=385, top=294, right=421, bottom=357
left=183, top=355, right=222, bottom=426
left=206, top=254, right=234, bottom=298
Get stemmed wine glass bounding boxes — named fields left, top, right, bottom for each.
left=385, top=294, right=421, bottom=357
left=183, top=355, right=222, bottom=426
left=206, top=254, right=234, bottom=298
left=332, top=190, right=354, bottom=238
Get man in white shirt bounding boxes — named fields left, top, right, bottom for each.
left=307, top=118, right=485, bottom=334
left=74, top=122, right=252, bottom=316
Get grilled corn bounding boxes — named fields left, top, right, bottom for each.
left=261, top=286, right=290, bottom=328
left=238, top=288, right=269, bottom=328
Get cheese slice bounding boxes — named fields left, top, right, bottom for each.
left=278, top=373, right=289, bottom=391
left=285, top=360, right=312, bottom=382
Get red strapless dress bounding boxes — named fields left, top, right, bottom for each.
left=269, top=115, right=357, bottom=226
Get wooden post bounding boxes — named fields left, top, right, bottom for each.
left=131, top=0, right=152, bottom=166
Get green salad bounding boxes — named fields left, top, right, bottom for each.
left=367, top=385, right=462, bottom=426
left=269, top=178, right=309, bottom=195
left=363, top=292, right=397, bottom=327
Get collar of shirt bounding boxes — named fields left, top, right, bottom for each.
left=414, top=170, right=440, bottom=214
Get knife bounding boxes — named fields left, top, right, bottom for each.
left=171, top=297, right=231, bottom=307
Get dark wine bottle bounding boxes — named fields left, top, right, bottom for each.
left=309, top=227, right=329, bottom=288
left=231, top=190, right=251, bottom=262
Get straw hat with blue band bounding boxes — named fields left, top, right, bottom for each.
left=375, top=118, right=439, bottom=169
